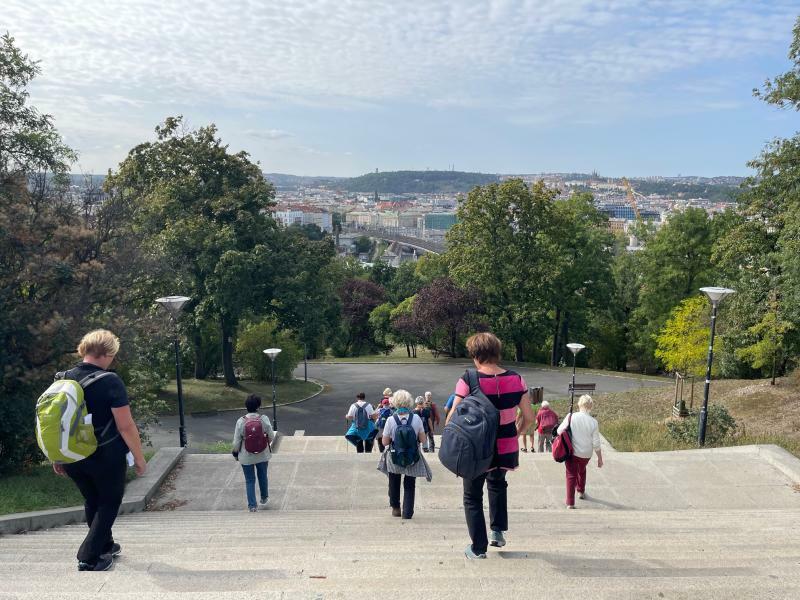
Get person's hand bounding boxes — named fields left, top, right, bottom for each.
left=597, top=455, right=604, bottom=469
left=135, top=457, right=147, bottom=476
left=52, top=463, right=66, bottom=477
left=232, top=450, right=239, bottom=462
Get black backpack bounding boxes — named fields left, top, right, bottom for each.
left=439, top=369, right=499, bottom=479
left=391, top=414, right=420, bottom=467
left=354, top=403, right=370, bottom=429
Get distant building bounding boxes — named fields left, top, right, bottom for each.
left=274, top=209, right=333, bottom=232
left=424, top=212, right=457, bottom=230
left=598, top=204, right=661, bottom=222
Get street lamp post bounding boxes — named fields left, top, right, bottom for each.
left=263, top=348, right=282, bottom=430
left=566, top=342, right=586, bottom=411
left=697, top=287, right=735, bottom=446
left=155, top=295, right=191, bottom=447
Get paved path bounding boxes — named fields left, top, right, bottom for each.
left=149, top=362, right=667, bottom=447
left=4, top=442, right=798, bottom=598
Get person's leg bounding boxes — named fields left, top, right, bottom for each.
left=519, top=433, right=527, bottom=452
left=356, top=439, right=365, bottom=453
left=462, top=473, right=489, bottom=555
left=576, top=457, right=589, bottom=495
left=388, top=473, right=401, bottom=509
left=255, top=460, right=268, bottom=502
left=377, top=436, right=385, bottom=452
left=402, top=475, right=416, bottom=519
left=74, top=451, right=126, bottom=563
left=64, top=460, right=100, bottom=531
left=565, top=456, right=578, bottom=506
left=427, top=431, right=435, bottom=451
left=241, top=464, right=256, bottom=509
left=486, top=469, right=509, bottom=533
left=545, top=433, right=553, bottom=452
left=537, top=431, right=545, bottom=453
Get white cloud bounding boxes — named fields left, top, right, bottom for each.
left=3, top=0, right=797, bottom=171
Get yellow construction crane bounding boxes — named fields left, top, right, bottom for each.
left=621, top=177, right=641, bottom=220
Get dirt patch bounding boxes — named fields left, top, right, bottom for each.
left=145, top=457, right=185, bottom=511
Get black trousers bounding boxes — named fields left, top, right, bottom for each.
left=356, top=438, right=374, bottom=453
left=377, top=436, right=386, bottom=452
left=462, top=469, right=508, bottom=554
left=388, top=473, right=416, bottom=518
left=63, top=447, right=127, bottom=563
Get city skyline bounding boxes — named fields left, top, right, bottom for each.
left=5, top=0, right=799, bottom=177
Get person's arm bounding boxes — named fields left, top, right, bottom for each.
left=445, top=396, right=463, bottom=425
left=416, top=416, right=426, bottom=444
left=111, top=406, right=146, bottom=476
left=381, top=417, right=394, bottom=447
left=517, top=393, right=534, bottom=436
left=345, top=404, right=354, bottom=421
left=593, top=422, right=603, bottom=467
left=263, top=415, right=276, bottom=444
left=556, top=415, right=568, bottom=435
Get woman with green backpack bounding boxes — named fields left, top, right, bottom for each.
left=377, top=390, right=431, bottom=519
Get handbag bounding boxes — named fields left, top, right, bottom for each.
left=551, top=412, right=573, bottom=463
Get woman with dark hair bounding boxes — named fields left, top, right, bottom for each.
left=232, top=394, right=276, bottom=512
left=447, top=332, right=534, bottom=559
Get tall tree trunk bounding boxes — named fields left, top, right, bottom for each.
left=551, top=306, right=562, bottom=366
left=406, top=343, right=411, bottom=358
left=221, top=315, right=237, bottom=387
left=771, top=352, right=777, bottom=386
left=193, top=330, right=209, bottom=380
left=515, top=340, right=524, bottom=362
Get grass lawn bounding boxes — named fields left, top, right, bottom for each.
left=591, top=375, right=800, bottom=458
left=0, top=451, right=155, bottom=516
left=158, top=378, right=322, bottom=415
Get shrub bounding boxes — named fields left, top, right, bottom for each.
left=666, top=404, right=738, bottom=446
left=236, top=319, right=302, bottom=381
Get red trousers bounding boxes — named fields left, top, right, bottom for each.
left=565, top=455, right=591, bottom=506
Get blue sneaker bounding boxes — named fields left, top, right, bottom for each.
left=464, top=545, right=487, bottom=559
left=489, top=530, right=506, bottom=547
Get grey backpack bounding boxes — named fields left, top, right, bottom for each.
left=438, top=369, right=499, bottom=479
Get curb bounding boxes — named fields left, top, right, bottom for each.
left=181, top=378, right=326, bottom=417
left=757, top=444, right=800, bottom=483
left=0, top=447, right=185, bottom=536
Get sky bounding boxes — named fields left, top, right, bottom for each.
left=4, top=0, right=799, bottom=177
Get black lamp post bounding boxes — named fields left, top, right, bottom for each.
left=566, top=342, right=586, bottom=411
left=697, top=287, right=735, bottom=446
left=155, top=295, right=191, bottom=447
left=263, top=348, right=282, bottom=430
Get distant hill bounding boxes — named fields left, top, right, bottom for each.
left=264, top=173, right=343, bottom=190
left=342, top=170, right=500, bottom=194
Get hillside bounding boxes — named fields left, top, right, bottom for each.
left=343, top=170, right=500, bottom=193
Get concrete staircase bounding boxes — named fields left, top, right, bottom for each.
left=2, top=437, right=800, bottom=599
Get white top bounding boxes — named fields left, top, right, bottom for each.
left=381, top=413, right=423, bottom=440
left=557, top=411, right=601, bottom=459
left=347, top=401, right=375, bottom=419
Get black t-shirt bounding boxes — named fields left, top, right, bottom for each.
left=63, top=362, right=129, bottom=454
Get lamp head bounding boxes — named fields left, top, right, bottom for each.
left=699, top=287, right=735, bottom=306
left=155, top=296, right=191, bottom=319
left=263, top=348, right=282, bottom=361
left=566, top=343, right=586, bottom=355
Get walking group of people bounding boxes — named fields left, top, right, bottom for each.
left=41, top=328, right=602, bottom=572
left=344, top=388, right=440, bottom=454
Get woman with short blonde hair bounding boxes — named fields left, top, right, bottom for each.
left=77, top=330, right=120, bottom=358
left=54, top=329, right=146, bottom=572
left=378, top=389, right=430, bottom=519
left=556, top=395, right=603, bottom=508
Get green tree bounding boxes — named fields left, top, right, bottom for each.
left=631, top=208, right=724, bottom=369
left=236, top=319, right=302, bottom=382
left=446, top=179, right=558, bottom=361
left=654, top=296, right=710, bottom=377
left=735, top=291, right=793, bottom=384
left=548, top=192, right=614, bottom=367
left=106, top=117, right=279, bottom=386
left=390, top=296, right=420, bottom=357
left=368, top=302, right=396, bottom=353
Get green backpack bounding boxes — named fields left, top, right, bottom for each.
left=35, top=372, right=116, bottom=464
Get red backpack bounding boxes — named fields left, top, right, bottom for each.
left=243, top=415, right=269, bottom=454
left=551, top=413, right=573, bottom=463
